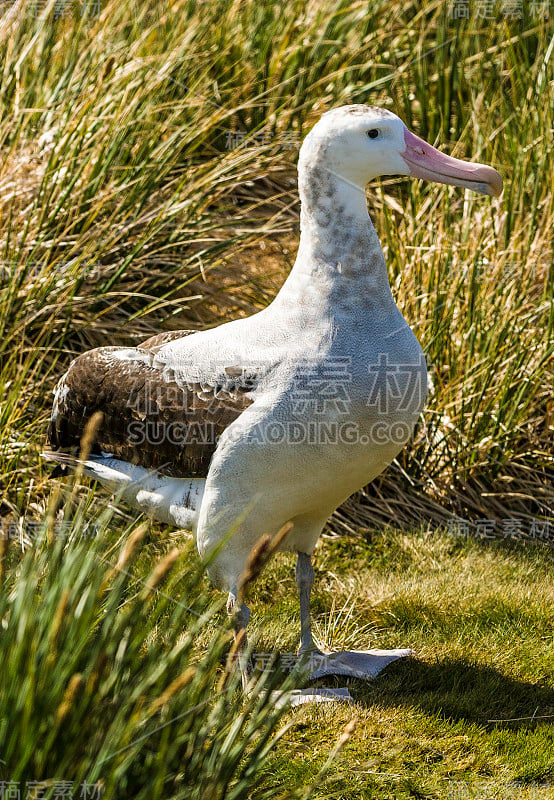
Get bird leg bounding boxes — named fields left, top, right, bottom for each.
left=295, top=552, right=324, bottom=663
left=295, top=552, right=413, bottom=684
left=226, top=589, right=251, bottom=691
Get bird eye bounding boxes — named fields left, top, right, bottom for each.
left=367, top=129, right=379, bottom=139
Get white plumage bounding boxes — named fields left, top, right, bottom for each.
left=45, top=105, right=502, bottom=699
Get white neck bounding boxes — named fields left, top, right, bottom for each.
left=272, top=141, right=394, bottom=314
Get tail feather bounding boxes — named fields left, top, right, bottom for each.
left=42, top=452, right=205, bottom=531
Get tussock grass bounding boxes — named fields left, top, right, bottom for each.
left=0, top=0, right=552, bottom=796
left=0, top=0, right=551, bottom=526
left=0, top=488, right=309, bottom=799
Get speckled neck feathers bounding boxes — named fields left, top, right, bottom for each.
left=273, top=130, right=394, bottom=313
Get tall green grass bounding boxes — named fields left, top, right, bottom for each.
left=0, top=487, right=305, bottom=799
left=0, top=2, right=552, bottom=795
left=0, top=0, right=551, bottom=527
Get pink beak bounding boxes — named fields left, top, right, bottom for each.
left=402, top=129, right=503, bottom=197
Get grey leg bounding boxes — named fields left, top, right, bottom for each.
left=295, top=552, right=322, bottom=656
left=227, top=589, right=251, bottom=690
left=284, top=552, right=412, bottom=705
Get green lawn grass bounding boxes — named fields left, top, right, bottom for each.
left=251, top=529, right=554, bottom=798
left=0, top=0, right=552, bottom=796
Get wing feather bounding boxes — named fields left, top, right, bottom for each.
left=47, top=331, right=255, bottom=477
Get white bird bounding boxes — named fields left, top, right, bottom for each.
left=45, top=105, right=502, bottom=699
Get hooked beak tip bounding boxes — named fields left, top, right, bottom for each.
left=402, top=128, right=503, bottom=198
left=486, top=171, right=504, bottom=197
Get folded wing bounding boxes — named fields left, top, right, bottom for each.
left=47, top=330, right=256, bottom=477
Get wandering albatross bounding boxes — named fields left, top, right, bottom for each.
left=45, top=105, right=502, bottom=700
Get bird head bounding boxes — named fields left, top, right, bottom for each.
left=301, top=104, right=503, bottom=197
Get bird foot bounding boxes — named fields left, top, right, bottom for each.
left=271, top=686, right=353, bottom=708
left=268, top=649, right=413, bottom=708
left=306, top=648, right=414, bottom=680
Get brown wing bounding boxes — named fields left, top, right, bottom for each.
left=47, top=330, right=255, bottom=477
left=138, top=330, right=195, bottom=352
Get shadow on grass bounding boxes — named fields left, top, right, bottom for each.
left=348, top=656, right=554, bottom=730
